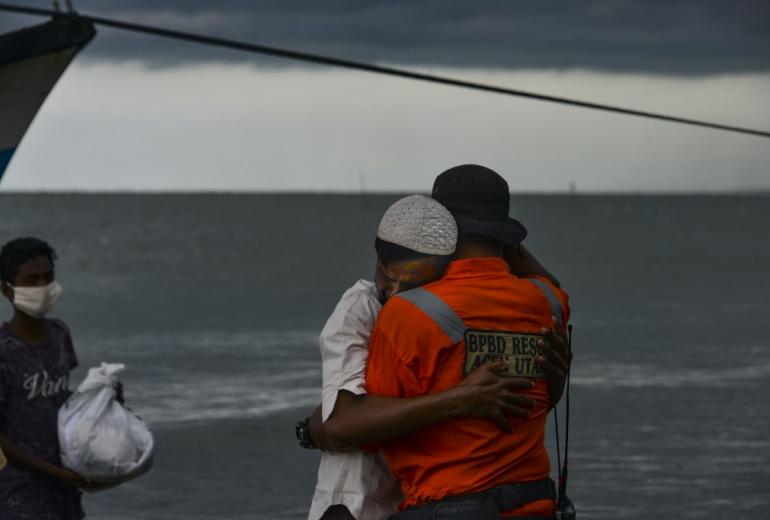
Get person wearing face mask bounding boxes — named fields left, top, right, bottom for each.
left=0, top=237, right=102, bottom=520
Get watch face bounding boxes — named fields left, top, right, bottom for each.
left=295, top=419, right=314, bottom=448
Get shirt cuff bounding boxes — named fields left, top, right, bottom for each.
left=321, top=377, right=366, bottom=423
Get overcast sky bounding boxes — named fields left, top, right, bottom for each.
left=2, top=0, right=769, bottom=192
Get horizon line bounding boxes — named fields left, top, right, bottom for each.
left=2, top=189, right=769, bottom=197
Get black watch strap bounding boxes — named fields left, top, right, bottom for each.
left=295, top=417, right=317, bottom=449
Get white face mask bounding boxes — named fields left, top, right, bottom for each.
left=6, top=281, right=63, bottom=319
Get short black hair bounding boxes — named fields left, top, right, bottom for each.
left=0, top=237, right=57, bottom=284
left=457, top=233, right=504, bottom=252
left=374, top=237, right=455, bottom=270
left=375, top=237, right=432, bottom=265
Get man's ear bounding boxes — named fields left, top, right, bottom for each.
left=1, top=283, right=13, bottom=303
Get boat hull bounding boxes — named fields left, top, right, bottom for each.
left=0, top=16, right=95, bottom=183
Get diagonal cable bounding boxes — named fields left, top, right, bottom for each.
left=1, top=2, right=769, bottom=139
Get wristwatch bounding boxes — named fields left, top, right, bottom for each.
left=295, top=417, right=317, bottom=449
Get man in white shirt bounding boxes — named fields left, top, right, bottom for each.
left=302, top=195, right=570, bottom=520
left=308, top=277, right=400, bottom=520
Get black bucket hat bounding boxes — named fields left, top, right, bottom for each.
left=431, top=164, right=527, bottom=245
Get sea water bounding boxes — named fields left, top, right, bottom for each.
left=0, top=193, right=767, bottom=519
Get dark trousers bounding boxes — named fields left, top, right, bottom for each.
left=320, top=505, right=357, bottom=520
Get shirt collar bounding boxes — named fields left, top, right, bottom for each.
left=443, top=257, right=510, bottom=279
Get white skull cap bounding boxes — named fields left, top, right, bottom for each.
left=377, top=195, right=458, bottom=255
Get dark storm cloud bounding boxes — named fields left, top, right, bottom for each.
left=2, top=0, right=769, bottom=73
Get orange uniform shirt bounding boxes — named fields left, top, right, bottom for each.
left=365, top=257, right=570, bottom=517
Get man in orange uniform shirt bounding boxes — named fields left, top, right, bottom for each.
left=366, top=165, right=569, bottom=519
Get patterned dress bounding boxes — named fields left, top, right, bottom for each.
left=0, top=319, right=84, bottom=520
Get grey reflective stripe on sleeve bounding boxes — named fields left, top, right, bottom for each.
left=395, top=287, right=468, bottom=343
left=526, top=278, right=564, bottom=327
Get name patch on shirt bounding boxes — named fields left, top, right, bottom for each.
left=464, top=330, right=545, bottom=378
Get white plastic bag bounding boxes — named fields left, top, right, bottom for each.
left=58, top=362, right=154, bottom=486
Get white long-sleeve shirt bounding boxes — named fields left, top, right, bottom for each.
left=308, top=280, right=402, bottom=520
